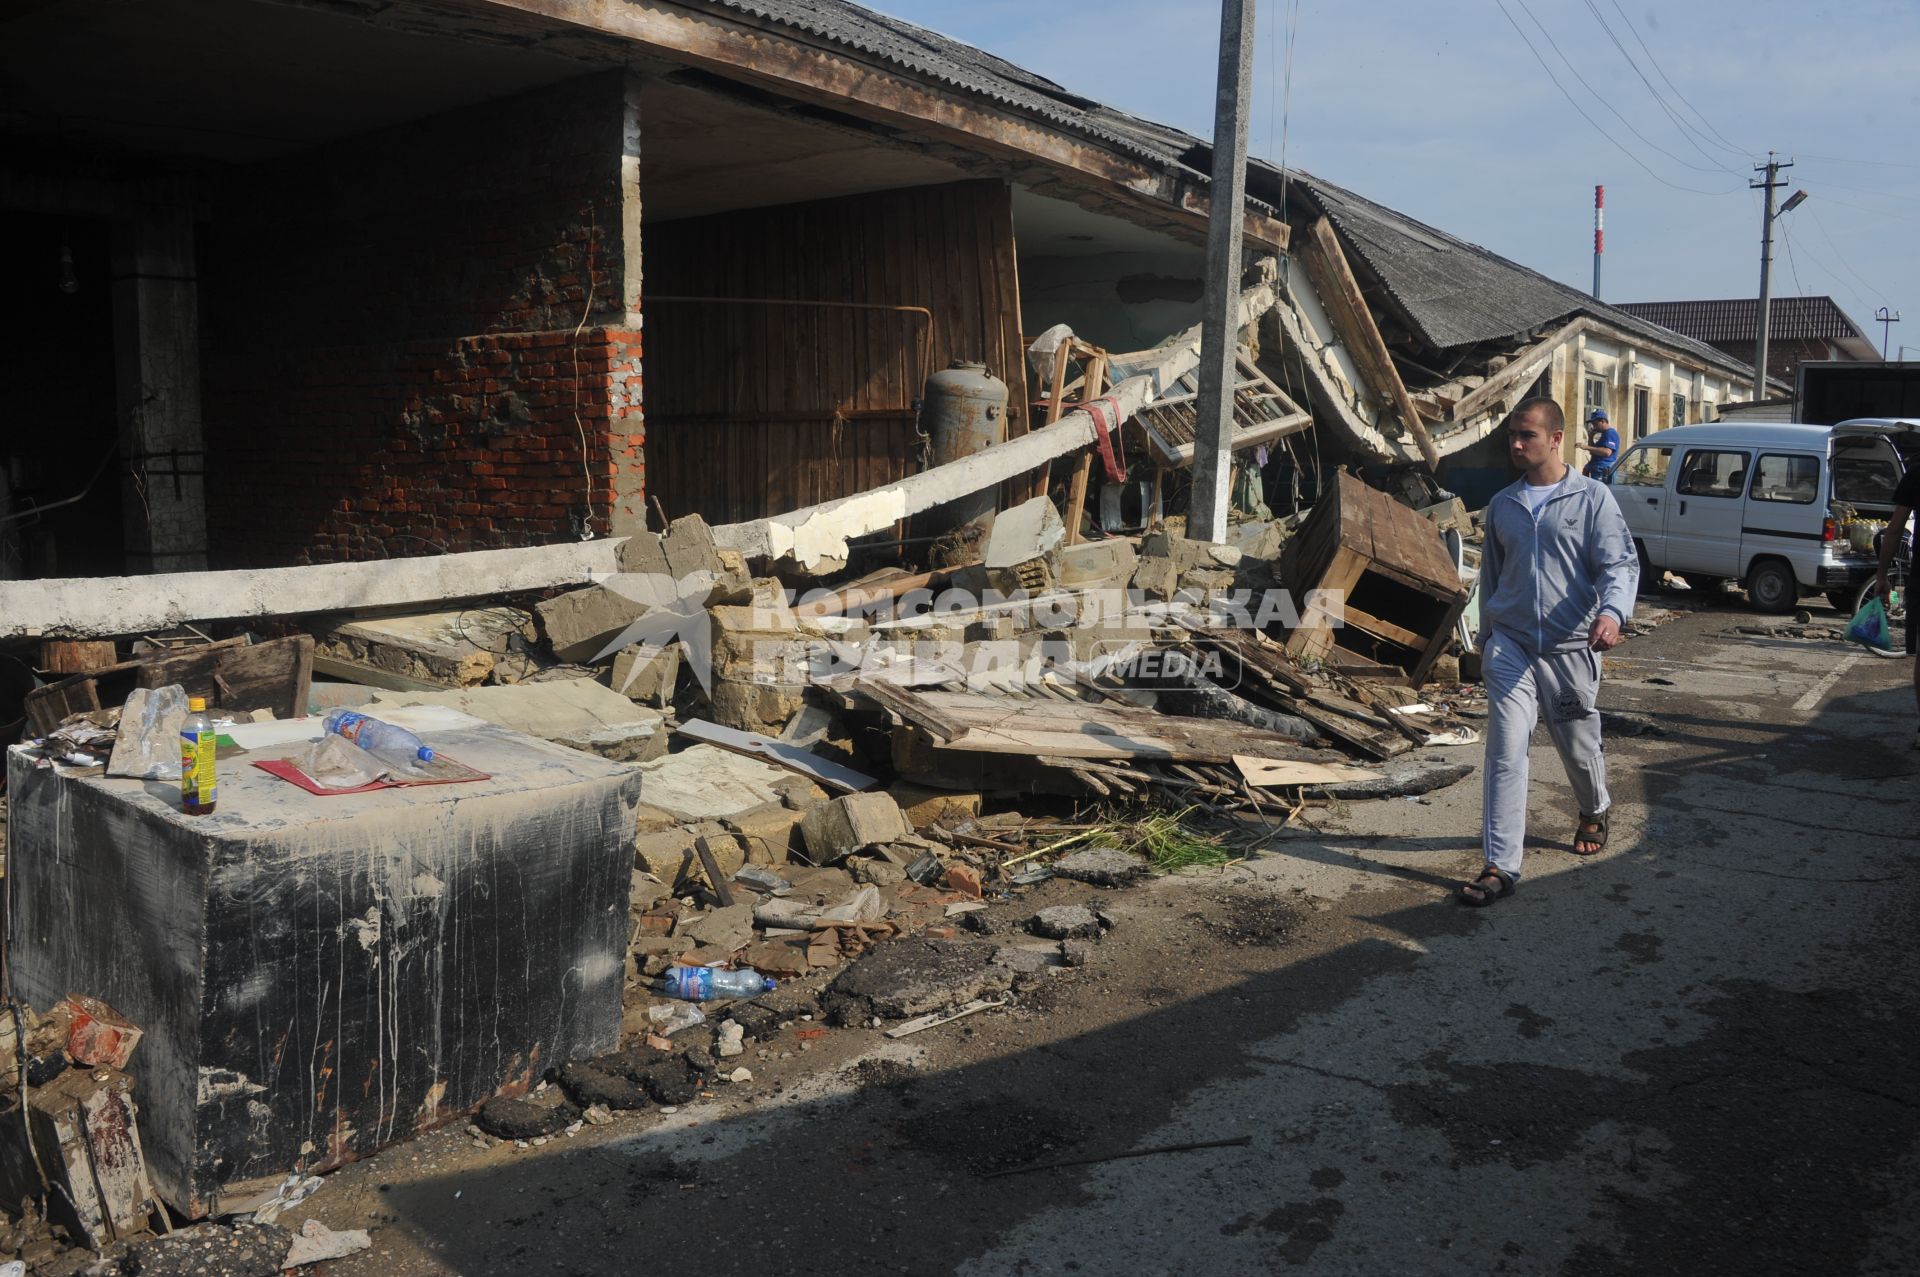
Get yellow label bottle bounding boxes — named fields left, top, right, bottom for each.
left=180, top=695, right=217, bottom=816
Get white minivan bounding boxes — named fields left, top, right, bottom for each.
left=1609, top=421, right=1911, bottom=613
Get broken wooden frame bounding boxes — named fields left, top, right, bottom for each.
left=1277, top=472, right=1468, bottom=688
left=24, top=635, right=314, bottom=735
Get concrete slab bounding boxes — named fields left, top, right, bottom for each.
left=369, top=680, right=667, bottom=762
left=633, top=745, right=824, bottom=825
left=312, top=607, right=537, bottom=689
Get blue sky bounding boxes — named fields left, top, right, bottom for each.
left=871, top=0, right=1920, bottom=355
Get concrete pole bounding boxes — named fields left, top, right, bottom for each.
left=1751, top=154, right=1786, bottom=400
left=1187, top=0, right=1256, bottom=545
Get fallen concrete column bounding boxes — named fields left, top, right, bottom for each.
left=0, top=541, right=623, bottom=642
left=716, top=281, right=1277, bottom=569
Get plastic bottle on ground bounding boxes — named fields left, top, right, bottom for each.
left=321, top=709, right=435, bottom=765
left=660, top=966, right=777, bottom=1002
left=180, top=695, right=217, bottom=816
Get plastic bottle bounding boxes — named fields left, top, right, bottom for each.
left=661, top=966, right=777, bottom=1002
left=321, top=709, right=435, bottom=765
left=180, top=696, right=217, bottom=816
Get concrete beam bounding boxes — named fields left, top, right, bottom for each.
left=715, top=281, right=1277, bottom=567
left=0, top=541, right=621, bottom=641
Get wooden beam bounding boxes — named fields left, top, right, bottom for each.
left=486, top=0, right=1288, bottom=250
left=1446, top=316, right=1587, bottom=423
left=1296, top=217, right=1439, bottom=468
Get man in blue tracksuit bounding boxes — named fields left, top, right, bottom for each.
left=1461, top=396, right=1639, bottom=905
left=1579, top=408, right=1619, bottom=480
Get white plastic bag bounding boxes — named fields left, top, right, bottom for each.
left=106, top=684, right=188, bottom=780
left=297, top=735, right=391, bottom=790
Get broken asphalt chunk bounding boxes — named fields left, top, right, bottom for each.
left=1029, top=905, right=1102, bottom=940
left=1051, top=847, right=1150, bottom=886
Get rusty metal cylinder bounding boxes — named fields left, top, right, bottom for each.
left=921, top=360, right=1008, bottom=544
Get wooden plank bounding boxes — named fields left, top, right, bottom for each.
left=37, top=640, right=117, bottom=675
left=1062, top=352, right=1106, bottom=545
left=1339, top=605, right=1424, bottom=650
left=1233, top=756, right=1383, bottom=787
left=1298, top=216, right=1439, bottom=468
left=1447, top=315, right=1586, bottom=423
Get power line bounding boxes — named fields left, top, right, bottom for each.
left=1488, top=0, right=1736, bottom=196
left=1804, top=206, right=1888, bottom=305
left=1510, top=0, right=1732, bottom=178
left=1576, top=0, right=1746, bottom=177
left=1601, top=0, right=1751, bottom=161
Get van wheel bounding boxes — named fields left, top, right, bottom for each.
left=1747, top=559, right=1799, bottom=614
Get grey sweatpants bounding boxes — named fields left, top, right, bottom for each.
left=1481, top=628, right=1609, bottom=879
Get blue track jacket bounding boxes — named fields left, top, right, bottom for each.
left=1477, top=471, right=1639, bottom=656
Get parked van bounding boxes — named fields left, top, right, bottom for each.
left=1609, top=421, right=1912, bottom=613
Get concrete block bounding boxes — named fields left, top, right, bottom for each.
left=609, top=644, right=680, bottom=706
left=1139, top=528, right=1218, bottom=572
left=615, top=529, right=670, bottom=577
left=984, top=496, right=1064, bottom=593
left=4, top=715, right=642, bottom=1215
left=886, top=782, right=983, bottom=830
left=799, top=792, right=911, bottom=863
left=1055, top=538, right=1138, bottom=590
left=538, top=585, right=657, bottom=665
left=1131, top=554, right=1182, bottom=601
left=707, top=678, right=808, bottom=738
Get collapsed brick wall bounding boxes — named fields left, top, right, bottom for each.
left=201, top=71, right=640, bottom=567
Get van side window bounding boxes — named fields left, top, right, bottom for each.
left=1749, top=454, right=1820, bottom=504
left=1675, top=449, right=1748, bottom=498
left=1614, top=446, right=1672, bottom=487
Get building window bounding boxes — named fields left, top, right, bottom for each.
left=1529, top=369, right=1553, bottom=400
left=1671, top=392, right=1687, bottom=429
left=1584, top=375, right=1607, bottom=422
left=1633, top=387, right=1650, bottom=440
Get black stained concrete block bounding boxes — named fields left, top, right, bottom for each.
left=5, top=717, right=642, bottom=1216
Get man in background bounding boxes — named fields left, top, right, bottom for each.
left=1578, top=408, right=1619, bottom=481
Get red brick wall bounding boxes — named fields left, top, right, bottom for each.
left=201, top=72, right=639, bottom=566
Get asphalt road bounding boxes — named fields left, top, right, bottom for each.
left=307, top=597, right=1920, bottom=1277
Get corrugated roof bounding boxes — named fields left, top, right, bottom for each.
left=707, top=2, right=1204, bottom=174
left=1291, top=174, right=1751, bottom=375
left=700, top=2, right=1751, bottom=377
left=1613, top=297, right=1872, bottom=344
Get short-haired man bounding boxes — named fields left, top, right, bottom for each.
left=1462, top=396, right=1640, bottom=905
left=1874, top=465, right=1919, bottom=750
left=1578, top=408, right=1619, bottom=481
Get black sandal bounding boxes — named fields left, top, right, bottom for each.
left=1573, top=810, right=1609, bottom=856
left=1459, top=866, right=1515, bottom=907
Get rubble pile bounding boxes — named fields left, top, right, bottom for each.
left=0, top=440, right=1494, bottom=1268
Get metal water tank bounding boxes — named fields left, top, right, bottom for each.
left=921, top=360, right=1008, bottom=544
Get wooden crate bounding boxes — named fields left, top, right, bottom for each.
left=1280, top=472, right=1467, bottom=686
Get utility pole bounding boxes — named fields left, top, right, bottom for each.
left=1592, top=185, right=1604, bottom=299
left=1750, top=154, right=1798, bottom=400
left=1188, top=0, right=1256, bottom=545
left=1875, top=307, right=1901, bottom=360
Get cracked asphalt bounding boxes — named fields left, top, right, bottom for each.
left=304, top=596, right=1920, bottom=1276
